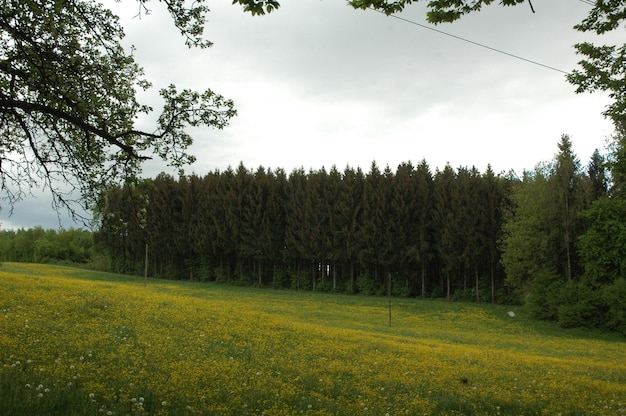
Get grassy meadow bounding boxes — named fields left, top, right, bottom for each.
left=1, top=263, right=625, bottom=415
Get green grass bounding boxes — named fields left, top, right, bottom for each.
left=1, top=262, right=625, bottom=415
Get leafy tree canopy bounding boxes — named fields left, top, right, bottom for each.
left=0, top=0, right=236, bottom=217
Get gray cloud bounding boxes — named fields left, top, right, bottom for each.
left=1, top=0, right=618, bottom=228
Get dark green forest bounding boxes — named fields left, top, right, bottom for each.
left=1, top=134, right=626, bottom=334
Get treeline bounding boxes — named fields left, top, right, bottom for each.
left=500, top=134, right=626, bottom=333
left=3, top=134, right=625, bottom=334
left=0, top=227, right=94, bottom=264
left=94, top=134, right=626, bottom=333
left=95, top=158, right=510, bottom=300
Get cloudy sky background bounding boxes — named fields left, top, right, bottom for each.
left=1, top=0, right=620, bottom=230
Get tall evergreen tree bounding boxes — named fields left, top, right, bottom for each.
left=240, top=166, right=266, bottom=284
left=217, top=166, right=239, bottom=282
left=462, top=166, right=488, bottom=301
left=147, top=173, right=182, bottom=277
left=232, top=163, right=254, bottom=281
left=193, top=171, right=222, bottom=280
left=284, top=167, right=309, bottom=289
left=359, top=161, right=389, bottom=291
left=433, top=164, right=457, bottom=299
left=549, top=135, right=582, bottom=281
left=482, top=165, right=508, bottom=303
left=266, top=168, right=289, bottom=286
left=586, top=149, right=609, bottom=201
left=413, top=159, right=434, bottom=298
left=336, top=165, right=365, bottom=293
left=326, top=165, right=345, bottom=292
left=392, top=161, right=418, bottom=294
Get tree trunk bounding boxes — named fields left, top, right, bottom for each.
left=564, top=193, right=572, bottom=281
left=295, top=259, right=300, bottom=290
left=475, top=266, right=480, bottom=303
left=350, top=261, right=355, bottom=294
left=272, top=263, right=276, bottom=287
left=421, top=261, right=426, bottom=298
left=464, top=270, right=468, bottom=291
left=490, top=263, right=495, bottom=304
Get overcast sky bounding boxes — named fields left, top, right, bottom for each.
left=1, top=0, right=619, bottom=230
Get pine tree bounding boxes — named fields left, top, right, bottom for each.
left=550, top=135, right=581, bottom=281
left=433, top=164, right=457, bottom=299
left=413, top=159, right=434, bottom=298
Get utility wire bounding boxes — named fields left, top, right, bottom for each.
left=369, top=8, right=570, bottom=75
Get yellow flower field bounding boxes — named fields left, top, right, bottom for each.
left=1, top=263, right=625, bottom=415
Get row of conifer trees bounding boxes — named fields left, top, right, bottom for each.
left=98, top=134, right=612, bottom=306
left=96, top=159, right=510, bottom=300
left=3, top=134, right=624, bottom=332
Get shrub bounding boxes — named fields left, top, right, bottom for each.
left=451, top=288, right=474, bottom=302
left=601, top=278, right=626, bottom=335
left=291, top=271, right=313, bottom=291
left=356, top=274, right=377, bottom=296
left=392, top=283, right=412, bottom=298
left=272, top=269, right=292, bottom=289
left=557, top=282, right=606, bottom=329
left=525, top=268, right=562, bottom=320
left=495, top=285, right=523, bottom=305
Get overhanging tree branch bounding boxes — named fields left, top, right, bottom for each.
left=0, top=98, right=148, bottom=159
left=0, top=0, right=236, bottom=216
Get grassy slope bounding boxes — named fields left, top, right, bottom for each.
left=1, top=263, right=625, bottom=415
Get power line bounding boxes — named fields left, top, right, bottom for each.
left=368, top=8, right=570, bottom=75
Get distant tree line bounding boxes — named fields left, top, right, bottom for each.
left=93, top=133, right=626, bottom=333
left=2, top=133, right=625, bottom=334
left=0, top=227, right=94, bottom=264
left=500, top=133, right=626, bottom=334
left=93, top=158, right=510, bottom=301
